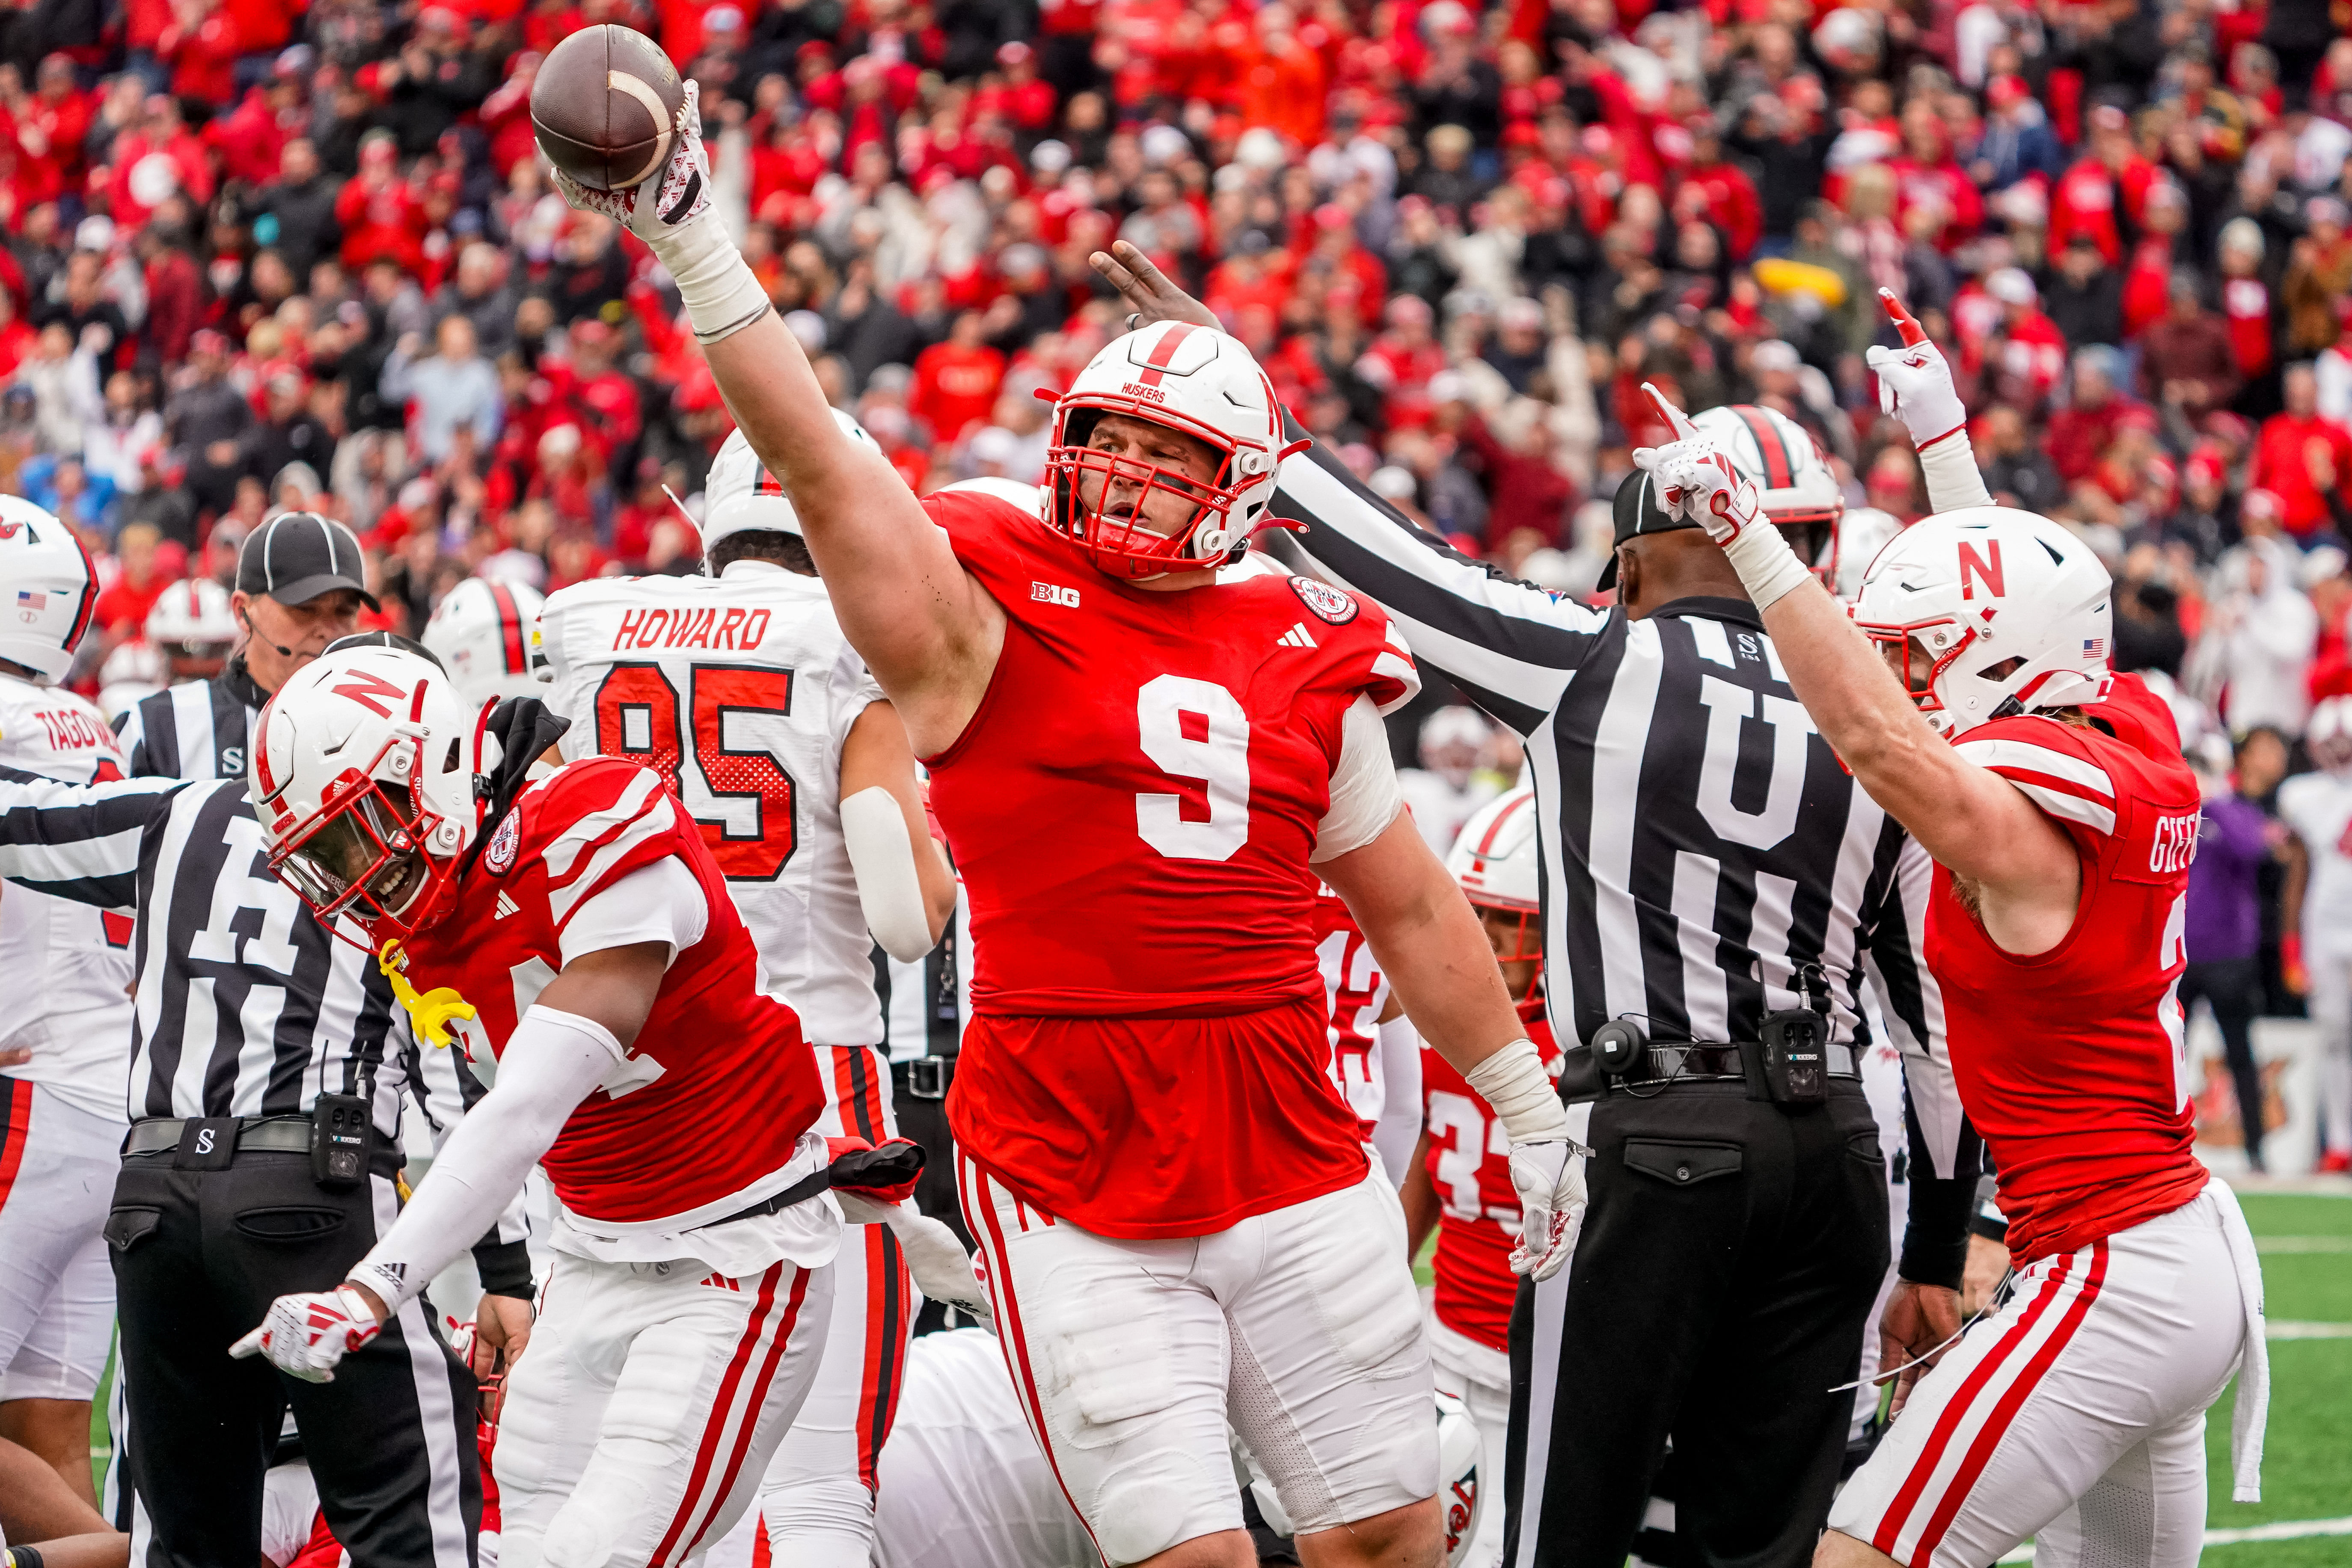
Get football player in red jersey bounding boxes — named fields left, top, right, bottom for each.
left=1400, top=786, right=1559, bottom=1568
left=555, top=77, right=1580, bottom=1568
left=229, top=643, right=889, bottom=1568
left=1634, top=293, right=2269, bottom=1568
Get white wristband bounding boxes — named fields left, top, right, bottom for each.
left=1917, top=429, right=1994, bottom=513
left=1722, top=520, right=1816, bottom=612
left=647, top=213, right=771, bottom=345
left=1463, top=1037, right=1573, bottom=1146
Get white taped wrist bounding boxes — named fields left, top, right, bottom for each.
left=647, top=214, right=771, bottom=344
left=1722, top=520, right=1815, bottom=612
left=1918, top=430, right=1993, bottom=512
left=1463, top=1038, right=1572, bottom=1146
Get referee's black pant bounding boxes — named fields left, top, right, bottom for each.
left=1502, top=1081, right=1889, bottom=1568
left=107, top=1146, right=480, bottom=1568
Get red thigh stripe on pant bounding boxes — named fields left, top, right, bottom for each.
left=0, top=1077, right=31, bottom=1212
left=1868, top=1247, right=2098, bottom=1562
left=959, top=1153, right=1102, bottom=1560
left=1910, top=1242, right=2109, bottom=1565
left=650, top=1261, right=799, bottom=1568
left=859, top=1221, right=911, bottom=1491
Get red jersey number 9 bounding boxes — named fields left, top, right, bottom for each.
left=1136, top=674, right=1250, bottom=861
left=593, top=662, right=800, bottom=880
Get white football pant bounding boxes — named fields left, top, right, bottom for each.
left=2299, top=932, right=2352, bottom=1155
left=1427, top=1317, right=1508, bottom=1568
left=1830, top=1184, right=2267, bottom=1568
left=493, top=1250, right=832, bottom=1568
left=0, top=1078, right=118, bottom=1402
left=962, top=1153, right=1437, bottom=1568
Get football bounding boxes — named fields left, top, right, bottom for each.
left=529, top=24, right=686, bottom=193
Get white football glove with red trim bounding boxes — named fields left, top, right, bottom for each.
left=1506, top=1140, right=1589, bottom=1280
left=1631, top=382, right=1814, bottom=611
left=1864, top=290, right=1968, bottom=452
left=230, top=1286, right=384, bottom=1383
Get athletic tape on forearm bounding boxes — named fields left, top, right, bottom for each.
left=843, top=786, right=933, bottom=963
left=1463, top=1037, right=1572, bottom=1146
left=348, top=1007, right=620, bottom=1310
left=1721, top=517, right=1816, bottom=613
left=1917, top=428, right=1994, bottom=513
left=647, top=213, right=772, bottom=345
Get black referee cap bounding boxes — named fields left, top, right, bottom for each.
left=238, top=512, right=380, bottom=610
left=1593, top=470, right=1699, bottom=592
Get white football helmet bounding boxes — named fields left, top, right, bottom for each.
left=144, top=576, right=237, bottom=677
left=701, top=409, right=882, bottom=556
left=422, top=576, right=549, bottom=707
left=98, top=639, right=166, bottom=720
left=0, top=496, right=98, bottom=682
left=1044, top=321, right=1298, bottom=579
left=1690, top=404, right=1843, bottom=583
left=1851, top=507, right=2112, bottom=739
left=1447, top=784, right=1541, bottom=961
left=1832, top=505, right=1905, bottom=602
left=251, top=645, right=482, bottom=938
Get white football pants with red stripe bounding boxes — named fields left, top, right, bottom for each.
left=961, top=1153, right=1437, bottom=1568
left=752, top=1046, right=916, bottom=1568
left=1830, top=1183, right=2268, bottom=1568
left=491, top=1250, right=832, bottom=1568
left=0, top=1075, right=119, bottom=1402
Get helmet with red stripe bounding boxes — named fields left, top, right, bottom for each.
left=422, top=576, right=549, bottom=708
left=1445, top=784, right=1541, bottom=962
left=1043, top=322, right=1302, bottom=580
left=701, top=409, right=881, bottom=557
left=1851, top=507, right=2111, bottom=739
left=252, top=644, right=482, bottom=938
left=145, top=576, right=237, bottom=677
left=0, top=496, right=99, bottom=683
left=1689, top=404, right=1843, bottom=585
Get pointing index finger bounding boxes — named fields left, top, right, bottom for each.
left=1879, top=288, right=1930, bottom=348
left=1641, top=380, right=1702, bottom=442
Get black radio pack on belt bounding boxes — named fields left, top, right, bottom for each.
left=1591, top=1018, right=1648, bottom=1078
left=311, top=1094, right=374, bottom=1188
left=1756, top=965, right=1833, bottom=1107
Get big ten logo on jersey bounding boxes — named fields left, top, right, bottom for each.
left=35, top=704, right=117, bottom=754
left=613, top=605, right=773, bottom=653
left=1031, top=581, right=1080, bottom=609
left=2149, top=811, right=2200, bottom=876
left=594, top=662, right=801, bottom=880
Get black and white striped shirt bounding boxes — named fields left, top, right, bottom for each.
left=1272, top=442, right=1967, bottom=1170
left=114, top=658, right=268, bottom=782
left=0, top=768, right=413, bottom=1133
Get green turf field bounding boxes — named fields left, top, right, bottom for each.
left=95, top=1194, right=2352, bottom=1562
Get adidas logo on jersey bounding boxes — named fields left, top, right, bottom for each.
left=698, top=1272, right=741, bottom=1291
left=1278, top=623, right=1319, bottom=649
left=494, top=891, right=520, bottom=920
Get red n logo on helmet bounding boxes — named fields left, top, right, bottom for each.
left=1957, top=540, right=2005, bottom=601
left=331, top=669, right=408, bottom=718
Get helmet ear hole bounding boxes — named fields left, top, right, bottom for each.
left=443, top=738, right=463, bottom=772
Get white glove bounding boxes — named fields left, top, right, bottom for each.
left=551, top=77, right=715, bottom=239
left=1631, top=381, right=1814, bottom=612
left=1507, top=1139, right=1589, bottom=1280
left=230, top=1286, right=384, bottom=1383
left=553, top=79, right=768, bottom=344
left=837, top=1191, right=994, bottom=1326
left=1864, top=289, right=1968, bottom=451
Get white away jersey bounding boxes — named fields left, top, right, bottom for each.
left=2278, top=769, right=2352, bottom=938
left=0, top=674, right=135, bottom=1121
left=542, top=562, right=889, bottom=1043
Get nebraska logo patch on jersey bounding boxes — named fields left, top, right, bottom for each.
left=484, top=808, right=521, bottom=875
left=1289, top=576, right=1360, bottom=626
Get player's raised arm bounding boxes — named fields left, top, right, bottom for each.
left=1630, top=385, right=2083, bottom=954
left=546, top=72, right=996, bottom=715
left=1867, top=289, right=1993, bottom=512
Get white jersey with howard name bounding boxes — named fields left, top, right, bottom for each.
left=0, top=674, right=135, bottom=1121
left=542, top=562, right=889, bottom=1045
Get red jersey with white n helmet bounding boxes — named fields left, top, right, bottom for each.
left=1931, top=675, right=2208, bottom=1264
left=1421, top=1007, right=1563, bottom=1353
left=1313, top=886, right=1391, bottom=1140
left=923, top=478, right=1419, bottom=1235
left=396, top=756, right=825, bottom=1226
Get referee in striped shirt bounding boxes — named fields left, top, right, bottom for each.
left=116, top=513, right=371, bottom=782
left=0, top=702, right=543, bottom=1567
left=1093, top=250, right=1980, bottom=1568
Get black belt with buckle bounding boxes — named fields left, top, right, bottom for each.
left=1616, top=1041, right=1860, bottom=1090
left=122, top=1114, right=401, bottom=1175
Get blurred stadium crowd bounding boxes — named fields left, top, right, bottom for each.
left=5, top=0, right=2352, bottom=803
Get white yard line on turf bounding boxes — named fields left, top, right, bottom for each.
left=1999, top=1517, right=2352, bottom=1562
left=2256, top=1236, right=2352, bottom=1253
left=2267, top=1321, right=2352, bottom=1339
